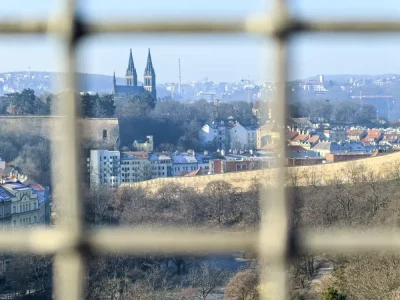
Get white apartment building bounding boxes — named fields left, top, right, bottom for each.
left=120, top=152, right=152, bottom=183
left=229, top=122, right=257, bottom=150
left=149, top=152, right=172, bottom=178
left=89, top=150, right=121, bottom=188
left=199, top=120, right=231, bottom=150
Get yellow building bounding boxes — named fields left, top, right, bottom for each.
left=256, top=123, right=280, bottom=149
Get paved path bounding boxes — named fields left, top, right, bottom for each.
left=309, top=260, right=334, bottom=295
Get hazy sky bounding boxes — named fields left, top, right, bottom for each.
left=2, top=0, right=400, bottom=83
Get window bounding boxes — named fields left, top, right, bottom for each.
left=1, top=4, right=394, bottom=300
left=102, top=129, right=107, bottom=139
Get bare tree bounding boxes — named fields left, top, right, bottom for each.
left=188, top=262, right=229, bottom=300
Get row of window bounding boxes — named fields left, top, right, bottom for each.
left=12, top=202, right=37, bottom=214
left=12, top=215, right=37, bottom=227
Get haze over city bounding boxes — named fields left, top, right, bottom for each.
left=2, top=0, right=400, bottom=82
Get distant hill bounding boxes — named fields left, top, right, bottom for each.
left=0, top=71, right=172, bottom=97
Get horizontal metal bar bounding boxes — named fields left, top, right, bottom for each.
left=3, top=228, right=400, bottom=255
left=3, top=17, right=400, bottom=36
left=88, top=228, right=259, bottom=254
left=0, top=228, right=76, bottom=253
left=302, top=229, right=400, bottom=253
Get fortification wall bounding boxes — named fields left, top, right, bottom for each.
left=122, top=152, right=400, bottom=193
left=0, top=116, right=120, bottom=149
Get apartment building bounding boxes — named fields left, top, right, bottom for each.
left=120, top=152, right=152, bottom=183
left=89, top=150, right=121, bottom=188
left=149, top=152, right=172, bottom=178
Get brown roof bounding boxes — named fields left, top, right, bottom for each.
left=286, top=131, right=299, bottom=141
left=121, top=151, right=148, bottom=159
left=29, top=184, right=45, bottom=191
left=346, top=129, right=365, bottom=136
left=367, top=129, right=382, bottom=136
left=291, top=134, right=309, bottom=142
left=306, top=135, right=319, bottom=143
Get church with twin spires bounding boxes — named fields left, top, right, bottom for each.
left=112, top=48, right=156, bottom=100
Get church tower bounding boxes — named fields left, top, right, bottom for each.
left=143, top=48, right=156, bottom=100
left=125, top=49, right=137, bottom=86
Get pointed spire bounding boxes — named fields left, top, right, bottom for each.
left=113, top=71, right=116, bottom=86
left=144, top=48, right=154, bottom=76
left=126, top=48, right=135, bottom=75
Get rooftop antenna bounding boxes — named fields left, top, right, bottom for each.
left=28, top=66, right=31, bottom=79
left=178, top=58, right=182, bottom=94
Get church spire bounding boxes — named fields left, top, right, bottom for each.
left=125, top=48, right=137, bottom=86
left=113, top=71, right=116, bottom=87
left=144, top=48, right=154, bottom=76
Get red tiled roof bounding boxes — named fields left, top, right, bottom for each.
left=184, top=169, right=207, bottom=177
left=361, top=135, right=377, bottom=142
left=292, top=134, right=309, bottom=142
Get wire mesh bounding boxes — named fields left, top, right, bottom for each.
left=0, top=0, right=399, bottom=299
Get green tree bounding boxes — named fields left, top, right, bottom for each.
left=322, top=287, right=346, bottom=300
left=6, top=89, right=48, bottom=115
left=81, top=93, right=116, bottom=117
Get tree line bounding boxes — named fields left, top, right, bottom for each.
left=4, top=162, right=400, bottom=299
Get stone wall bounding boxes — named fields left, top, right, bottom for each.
left=121, top=152, right=400, bottom=193
left=0, top=116, right=120, bottom=149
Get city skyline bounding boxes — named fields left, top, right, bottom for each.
left=2, top=0, right=400, bottom=82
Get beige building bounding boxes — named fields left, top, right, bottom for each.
left=133, top=135, right=154, bottom=152
left=257, top=123, right=280, bottom=149
left=2, top=182, right=39, bottom=228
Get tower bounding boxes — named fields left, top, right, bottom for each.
left=125, top=48, right=137, bottom=86
left=112, top=71, right=116, bottom=93
left=144, top=48, right=157, bottom=100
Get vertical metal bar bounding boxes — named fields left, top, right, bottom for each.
left=52, top=0, right=84, bottom=299
left=259, top=0, right=289, bottom=299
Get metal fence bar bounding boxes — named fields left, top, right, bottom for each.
left=51, top=1, right=84, bottom=300
left=0, top=1, right=400, bottom=299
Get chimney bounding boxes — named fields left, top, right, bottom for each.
left=221, top=149, right=225, bottom=156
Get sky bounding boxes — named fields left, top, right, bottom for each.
left=1, top=0, right=400, bottom=83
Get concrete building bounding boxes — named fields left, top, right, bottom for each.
left=120, top=152, right=152, bottom=183
left=88, top=150, right=121, bottom=188
left=149, top=152, right=172, bottom=178
left=229, top=122, right=257, bottom=150
left=171, top=152, right=198, bottom=176
left=199, top=120, right=231, bottom=150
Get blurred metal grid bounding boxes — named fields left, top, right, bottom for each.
left=0, top=0, right=398, bottom=299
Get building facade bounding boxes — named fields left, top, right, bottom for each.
left=88, top=150, right=121, bottom=188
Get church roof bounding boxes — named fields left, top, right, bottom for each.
left=114, top=85, right=145, bottom=95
